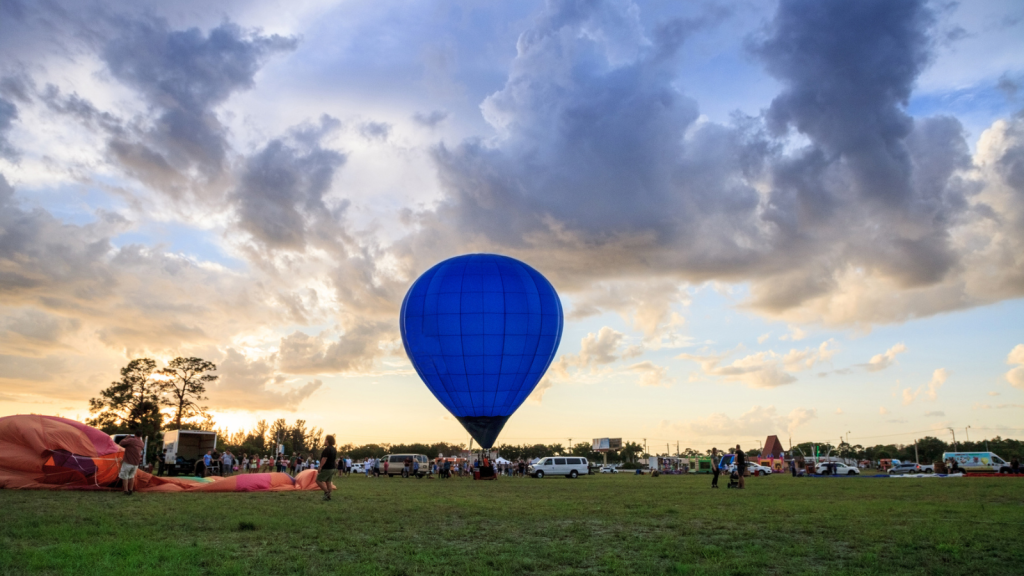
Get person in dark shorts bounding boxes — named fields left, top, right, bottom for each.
left=316, top=435, right=338, bottom=501
left=735, top=445, right=746, bottom=489
left=710, top=447, right=720, bottom=489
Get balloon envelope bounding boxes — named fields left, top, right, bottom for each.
left=400, top=254, right=563, bottom=449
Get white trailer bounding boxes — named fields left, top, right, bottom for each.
left=162, top=430, right=218, bottom=475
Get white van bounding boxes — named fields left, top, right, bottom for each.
left=377, top=454, right=429, bottom=477
left=528, top=456, right=589, bottom=479
left=942, top=451, right=1013, bottom=473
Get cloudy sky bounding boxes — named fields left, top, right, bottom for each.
left=1, top=0, right=1022, bottom=451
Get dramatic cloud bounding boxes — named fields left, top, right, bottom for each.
left=1007, top=344, right=1024, bottom=389
left=102, top=18, right=297, bottom=198
left=0, top=95, right=18, bottom=160
left=277, top=324, right=392, bottom=375
left=411, top=0, right=1024, bottom=331
left=412, top=110, right=448, bottom=128
left=231, top=115, right=346, bottom=252
left=210, top=349, right=322, bottom=411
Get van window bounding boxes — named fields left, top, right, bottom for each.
left=390, top=456, right=406, bottom=463
left=539, top=458, right=549, bottom=465
left=554, top=458, right=566, bottom=465
left=567, top=458, right=581, bottom=465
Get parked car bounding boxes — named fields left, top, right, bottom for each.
left=745, top=462, right=773, bottom=476
left=528, top=456, right=590, bottom=478
left=888, top=461, right=923, bottom=475
left=350, top=463, right=364, bottom=474
left=724, top=461, right=772, bottom=476
left=814, top=462, right=860, bottom=475
left=377, top=454, right=429, bottom=477
left=599, top=466, right=618, bottom=474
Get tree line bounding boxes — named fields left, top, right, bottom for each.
left=87, top=360, right=1023, bottom=466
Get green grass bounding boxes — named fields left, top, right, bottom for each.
left=2, top=473, right=1023, bottom=575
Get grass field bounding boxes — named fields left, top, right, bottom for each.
left=2, top=472, right=1022, bottom=575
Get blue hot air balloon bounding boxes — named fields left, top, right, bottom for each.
left=400, top=254, right=563, bottom=449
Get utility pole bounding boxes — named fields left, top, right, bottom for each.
left=643, top=438, right=647, bottom=459
left=965, top=426, right=970, bottom=443
left=676, top=441, right=680, bottom=457
left=666, top=443, right=670, bottom=457
left=947, top=428, right=958, bottom=452
left=568, top=438, right=572, bottom=453
left=914, top=440, right=919, bottom=465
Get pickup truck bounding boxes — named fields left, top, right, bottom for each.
left=888, top=460, right=932, bottom=475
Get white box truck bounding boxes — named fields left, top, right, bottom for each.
left=163, top=430, right=218, bottom=476
left=942, top=451, right=1013, bottom=474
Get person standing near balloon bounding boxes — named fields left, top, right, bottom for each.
left=118, top=430, right=144, bottom=495
left=735, top=445, right=746, bottom=489
left=316, top=435, right=338, bottom=501
left=710, top=447, right=720, bottom=489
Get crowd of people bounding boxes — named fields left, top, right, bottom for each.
left=156, top=448, right=359, bottom=478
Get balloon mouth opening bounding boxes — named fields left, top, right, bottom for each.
left=456, top=415, right=510, bottom=450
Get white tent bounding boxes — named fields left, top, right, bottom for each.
left=494, top=457, right=511, bottom=464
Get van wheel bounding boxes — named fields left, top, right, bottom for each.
left=388, top=474, right=394, bottom=478
left=569, top=470, right=578, bottom=479
left=535, top=470, right=544, bottom=479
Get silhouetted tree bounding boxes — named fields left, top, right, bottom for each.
left=158, top=357, right=217, bottom=429
left=87, top=358, right=167, bottom=463
left=88, top=358, right=165, bottom=436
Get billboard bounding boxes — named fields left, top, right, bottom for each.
left=592, top=438, right=623, bottom=451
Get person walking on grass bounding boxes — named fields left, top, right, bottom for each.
left=710, top=448, right=720, bottom=489
left=735, top=445, right=746, bottom=489
left=316, top=435, right=338, bottom=502
left=118, top=430, right=145, bottom=495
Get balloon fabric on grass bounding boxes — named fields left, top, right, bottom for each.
left=400, top=254, right=563, bottom=449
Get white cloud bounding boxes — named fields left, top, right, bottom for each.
left=778, top=325, right=806, bottom=341
left=901, top=368, right=947, bottom=405
left=1006, top=344, right=1024, bottom=389
left=879, top=406, right=889, bottom=415
left=667, top=405, right=816, bottom=440
left=678, top=340, right=836, bottom=389
left=864, top=343, right=907, bottom=372
left=627, top=361, right=673, bottom=387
